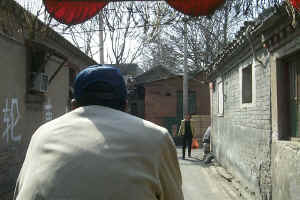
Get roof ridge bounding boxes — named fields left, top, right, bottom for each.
left=206, top=4, right=284, bottom=75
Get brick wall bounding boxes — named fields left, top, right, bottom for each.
left=145, top=77, right=181, bottom=126
left=211, top=56, right=272, bottom=200
left=144, top=75, right=210, bottom=131
left=270, top=31, right=300, bottom=200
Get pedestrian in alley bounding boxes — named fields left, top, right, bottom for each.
left=178, top=113, right=195, bottom=159
left=13, top=65, right=184, bottom=200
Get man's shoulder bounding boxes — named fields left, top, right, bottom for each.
left=139, top=119, right=175, bottom=148
left=115, top=110, right=168, bottom=134
left=96, top=106, right=173, bottom=148
left=31, top=110, right=77, bottom=138
left=140, top=118, right=169, bottom=134
left=112, top=109, right=171, bottom=139
left=33, top=106, right=170, bottom=143
left=93, top=106, right=168, bottom=133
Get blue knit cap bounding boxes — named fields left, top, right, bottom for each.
left=73, top=65, right=127, bottom=103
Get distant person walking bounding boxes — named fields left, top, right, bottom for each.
left=178, top=113, right=195, bottom=159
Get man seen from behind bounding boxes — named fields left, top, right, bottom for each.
left=14, top=65, right=184, bottom=200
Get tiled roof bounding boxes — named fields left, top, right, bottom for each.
left=206, top=5, right=279, bottom=78
left=1, top=0, right=97, bottom=66
left=134, top=65, right=182, bottom=84
left=105, top=64, right=143, bottom=76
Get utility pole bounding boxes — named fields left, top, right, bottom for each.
left=99, top=12, right=104, bottom=64
left=183, top=18, right=188, bottom=117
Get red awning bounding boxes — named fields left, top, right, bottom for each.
left=43, top=0, right=225, bottom=25
left=166, top=0, right=224, bottom=16
left=43, top=0, right=107, bottom=25
left=290, top=0, right=300, bottom=11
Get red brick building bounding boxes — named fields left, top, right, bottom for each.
left=130, top=65, right=210, bottom=136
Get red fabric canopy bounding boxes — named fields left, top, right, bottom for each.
left=290, top=0, right=300, bottom=10
left=166, top=0, right=225, bottom=16
left=43, top=0, right=225, bottom=25
left=43, top=0, right=107, bottom=25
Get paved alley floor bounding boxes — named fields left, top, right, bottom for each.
left=177, top=148, right=240, bottom=200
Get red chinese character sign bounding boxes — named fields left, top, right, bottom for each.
left=43, top=0, right=225, bottom=25
left=290, top=0, right=300, bottom=11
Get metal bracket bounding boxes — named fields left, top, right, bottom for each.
left=48, top=59, right=68, bottom=85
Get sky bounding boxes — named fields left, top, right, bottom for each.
left=13, top=0, right=276, bottom=68
left=15, top=0, right=142, bottom=65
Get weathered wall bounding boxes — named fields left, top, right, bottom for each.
left=272, top=141, right=300, bottom=200
left=209, top=8, right=300, bottom=200
left=211, top=55, right=272, bottom=200
left=0, top=2, right=95, bottom=198
left=270, top=29, right=300, bottom=200
left=144, top=76, right=210, bottom=133
left=0, top=33, right=27, bottom=200
left=144, top=77, right=180, bottom=125
left=0, top=33, right=69, bottom=200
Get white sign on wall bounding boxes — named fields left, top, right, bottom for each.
left=2, top=98, right=21, bottom=144
left=44, top=100, right=53, bottom=122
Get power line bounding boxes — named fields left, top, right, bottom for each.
left=59, top=20, right=180, bottom=34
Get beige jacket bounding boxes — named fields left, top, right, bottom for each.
left=178, top=120, right=195, bottom=137
left=14, top=106, right=183, bottom=200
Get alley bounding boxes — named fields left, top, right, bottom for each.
left=177, top=148, right=239, bottom=200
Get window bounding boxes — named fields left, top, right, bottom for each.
left=240, top=62, right=256, bottom=107
left=218, top=81, right=223, bottom=115
left=242, top=65, right=252, bottom=103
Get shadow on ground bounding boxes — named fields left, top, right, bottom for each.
left=177, top=147, right=213, bottom=168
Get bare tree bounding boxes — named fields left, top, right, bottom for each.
left=57, top=2, right=156, bottom=65
left=61, top=17, right=101, bottom=58
left=9, top=0, right=295, bottom=69
left=102, top=2, right=141, bottom=64
left=1, top=0, right=63, bottom=41
left=140, top=4, right=231, bottom=72
left=139, top=0, right=291, bottom=73
left=100, top=1, right=179, bottom=64
left=57, top=1, right=179, bottom=66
